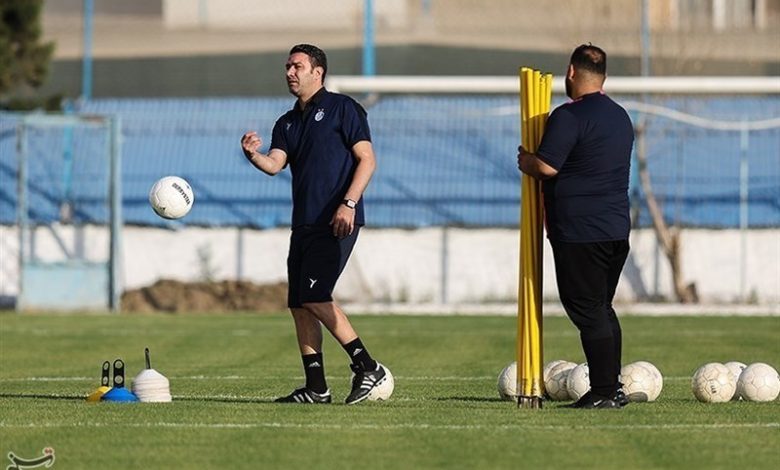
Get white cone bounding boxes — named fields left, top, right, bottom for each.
left=132, top=368, right=172, bottom=403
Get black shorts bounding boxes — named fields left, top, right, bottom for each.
left=287, top=225, right=360, bottom=308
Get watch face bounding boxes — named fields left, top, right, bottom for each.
left=344, top=199, right=356, bottom=209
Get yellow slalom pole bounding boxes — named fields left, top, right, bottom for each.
left=516, top=67, right=552, bottom=409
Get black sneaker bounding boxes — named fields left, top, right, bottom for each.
left=274, top=387, right=331, bottom=404
left=614, top=389, right=630, bottom=407
left=345, top=363, right=386, bottom=405
left=564, top=391, right=620, bottom=409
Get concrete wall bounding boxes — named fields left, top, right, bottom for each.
left=1, top=225, right=778, bottom=306
left=162, top=0, right=408, bottom=30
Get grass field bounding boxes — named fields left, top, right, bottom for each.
left=1, top=312, right=779, bottom=469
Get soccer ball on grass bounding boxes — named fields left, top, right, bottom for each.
left=497, top=362, right=517, bottom=401
left=620, top=361, right=662, bottom=402
left=566, top=363, right=590, bottom=401
left=724, top=361, right=747, bottom=400
left=691, top=362, right=736, bottom=403
left=544, top=361, right=577, bottom=401
left=737, top=362, right=780, bottom=402
left=350, top=363, right=394, bottom=401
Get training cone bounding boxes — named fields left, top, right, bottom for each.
left=87, top=361, right=112, bottom=402
left=101, top=358, right=139, bottom=403
left=132, top=348, right=172, bottom=403
left=101, top=387, right=139, bottom=402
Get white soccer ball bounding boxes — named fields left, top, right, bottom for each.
left=367, top=363, right=394, bottom=401
left=724, top=361, right=747, bottom=400
left=566, top=363, right=590, bottom=401
left=543, top=360, right=567, bottom=384
left=629, top=360, right=663, bottom=401
left=691, top=363, right=736, bottom=403
left=737, top=362, right=780, bottom=402
left=544, top=361, right=577, bottom=401
left=497, top=362, right=517, bottom=401
left=149, top=176, right=194, bottom=219
left=621, top=362, right=661, bottom=402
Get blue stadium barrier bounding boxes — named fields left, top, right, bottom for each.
left=1, top=95, right=778, bottom=228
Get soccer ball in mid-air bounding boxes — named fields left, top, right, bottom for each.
left=544, top=361, right=577, bottom=401
left=365, top=363, right=394, bottom=401
left=566, top=363, right=590, bottom=401
left=724, top=361, right=747, bottom=400
left=620, top=362, right=661, bottom=402
left=737, top=362, right=780, bottom=402
left=149, top=176, right=194, bottom=219
left=497, top=362, right=517, bottom=401
left=691, top=363, right=736, bottom=403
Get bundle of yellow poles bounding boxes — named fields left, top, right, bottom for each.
left=516, top=68, right=552, bottom=408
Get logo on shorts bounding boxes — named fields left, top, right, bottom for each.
left=314, top=109, right=325, bottom=122
left=309, top=278, right=318, bottom=288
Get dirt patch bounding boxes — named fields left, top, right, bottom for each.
left=121, top=279, right=288, bottom=313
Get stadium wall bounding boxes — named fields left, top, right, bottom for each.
left=1, top=225, right=777, bottom=308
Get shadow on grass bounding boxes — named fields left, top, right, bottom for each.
left=174, top=396, right=273, bottom=404
left=0, top=393, right=284, bottom=404
left=435, top=396, right=504, bottom=403
left=0, top=393, right=84, bottom=401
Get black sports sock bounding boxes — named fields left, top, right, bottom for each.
left=342, top=338, right=377, bottom=371
left=581, top=336, right=618, bottom=397
left=302, top=353, right=327, bottom=394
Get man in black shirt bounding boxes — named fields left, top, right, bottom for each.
left=241, top=44, right=385, bottom=405
left=517, top=44, right=635, bottom=409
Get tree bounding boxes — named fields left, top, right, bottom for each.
left=635, top=122, right=698, bottom=304
left=0, top=0, right=56, bottom=110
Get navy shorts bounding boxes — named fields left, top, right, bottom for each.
left=287, top=225, right=360, bottom=308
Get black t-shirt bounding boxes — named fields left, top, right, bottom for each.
left=536, top=92, right=634, bottom=242
left=271, top=88, right=371, bottom=228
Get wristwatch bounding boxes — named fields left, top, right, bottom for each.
left=342, top=198, right=357, bottom=209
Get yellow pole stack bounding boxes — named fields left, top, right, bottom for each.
left=517, top=68, right=553, bottom=409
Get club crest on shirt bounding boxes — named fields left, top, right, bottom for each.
left=314, top=108, right=325, bottom=122
left=285, top=122, right=292, bottom=131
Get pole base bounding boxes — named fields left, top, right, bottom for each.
left=517, top=395, right=543, bottom=409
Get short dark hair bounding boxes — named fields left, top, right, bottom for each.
left=289, top=44, right=328, bottom=82
left=570, top=43, right=607, bottom=76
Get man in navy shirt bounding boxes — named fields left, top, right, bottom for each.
left=241, top=44, right=385, bottom=405
left=517, top=44, right=634, bottom=409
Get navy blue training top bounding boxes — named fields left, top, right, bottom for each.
left=536, top=92, right=634, bottom=242
left=270, top=88, right=371, bottom=228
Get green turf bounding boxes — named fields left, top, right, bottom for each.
left=1, top=313, right=778, bottom=469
